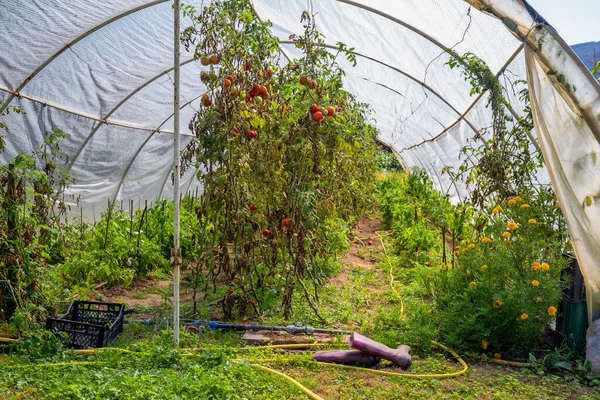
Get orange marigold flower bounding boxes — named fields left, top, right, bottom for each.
left=481, top=340, right=488, bottom=350
left=442, top=265, right=449, bottom=271
left=427, top=275, right=433, bottom=281
left=521, top=313, right=529, bottom=320
left=503, top=231, right=511, bottom=238
left=468, top=243, right=476, bottom=250
left=520, top=204, right=530, bottom=209
left=508, top=199, right=516, bottom=206
left=531, top=280, right=540, bottom=287
left=541, top=263, right=550, bottom=271
left=528, top=219, right=537, bottom=224
left=493, top=299, right=503, bottom=308
left=481, top=265, right=488, bottom=271
left=555, top=202, right=560, bottom=208
left=470, top=281, right=477, bottom=286
left=514, top=196, right=522, bottom=202
left=507, top=222, right=518, bottom=230
left=452, top=251, right=459, bottom=256
left=536, top=296, right=542, bottom=302
left=454, top=246, right=461, bottom=251
left=492, top=206, right=502, bottom=214
left=482, top=237, right=492, bottom=243
left=532, top=261, right=541, bottom=270
left=494, top=353, right=502, bottom=359
left=548, top=306, right=557, bottom=316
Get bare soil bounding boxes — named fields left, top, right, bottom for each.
left=98, top=278, right=171, bottom=309
left=331, top=214, right=385, bottom=289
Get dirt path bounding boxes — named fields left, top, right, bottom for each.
left=98, top=278, right=172, bottom=310
left=329, top=214, right=385, bottom=289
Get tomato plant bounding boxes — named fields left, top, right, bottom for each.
left=179, top=0, right=377, bottom=319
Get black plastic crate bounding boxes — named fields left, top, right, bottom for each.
left=46, top=301, right=125, bottom=349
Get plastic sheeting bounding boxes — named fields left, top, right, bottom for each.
left=1, top=1, right=600, bottom=322
left=0, top=0, right=526, bottom=215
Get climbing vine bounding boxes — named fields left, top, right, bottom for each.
left=443, top=53, right=547, bottom=210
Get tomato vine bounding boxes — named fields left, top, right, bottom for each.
left=179, top=0, right=377, bottom=319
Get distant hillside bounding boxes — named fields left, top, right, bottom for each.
left=572, top=41, right=600, bottom=71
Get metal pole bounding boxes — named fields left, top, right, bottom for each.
left=172, top=0, right=181, bottom=346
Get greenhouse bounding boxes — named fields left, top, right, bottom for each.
left=1, top=0, right=600, bottom=398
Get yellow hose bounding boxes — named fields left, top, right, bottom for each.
left=0, top=337, right=16, bottom=343
left=249, top=363, right=324, bottom=400
left=72, top=347, right=145, bottom=356
left=467, top=353, right=532, bottom=368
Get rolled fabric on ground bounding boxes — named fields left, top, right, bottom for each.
left=349, top=332, right=412, bottom=369
left=312, top=350, right=381, bottom=367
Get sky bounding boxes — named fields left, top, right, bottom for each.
left=525, top=0, right=599, bottom=45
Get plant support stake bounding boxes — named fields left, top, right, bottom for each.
left=172, top=0, right=181, bottom=346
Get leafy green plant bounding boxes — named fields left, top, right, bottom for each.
left=379, top=170, right=452, bottom=264
left=375, top=147, right=404, bottom=173
left=529, top=345, right=600, bottom=386
left=56, top=204, right=175, bottom=289
left=9, top=328, right=66, bottom=361
left=0, top=128, right=72, bottom=324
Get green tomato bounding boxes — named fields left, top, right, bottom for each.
left=254, top=95, right=263, bottom=106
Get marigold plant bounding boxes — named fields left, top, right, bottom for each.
left=429, top=189, right=568, bottom=356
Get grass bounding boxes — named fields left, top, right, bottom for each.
left=1, top=216, right=599, bottom=399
